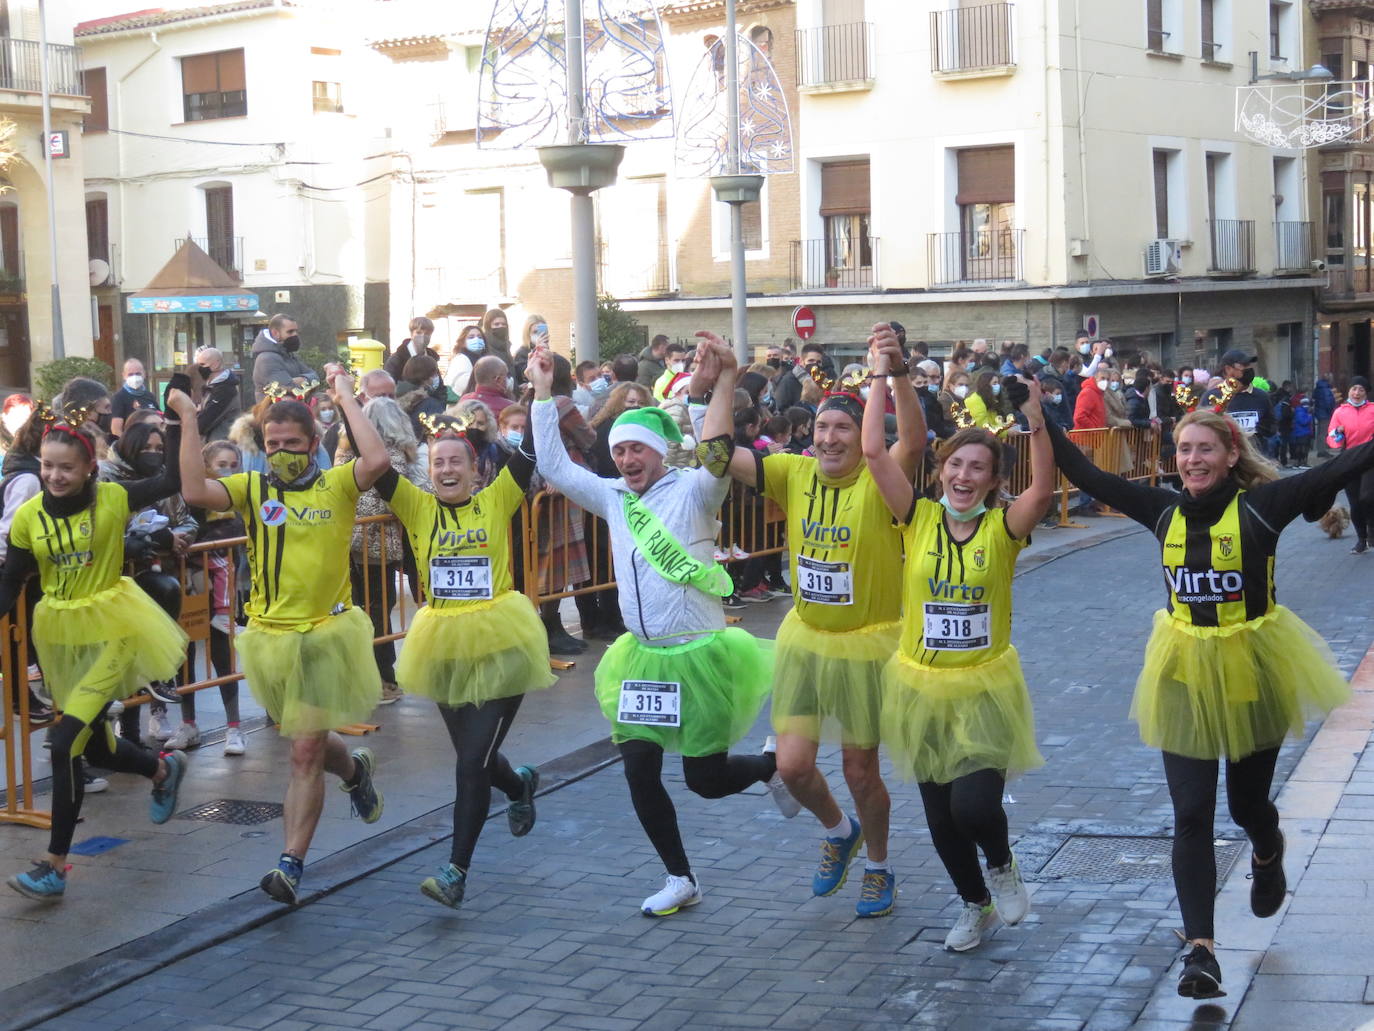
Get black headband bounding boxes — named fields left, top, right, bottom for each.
left=817, top=392, right=864, bottom=426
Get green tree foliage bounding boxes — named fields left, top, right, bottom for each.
left=34, top=357, right=115, bottom=400
left=595, top=294, right=646, bottom=361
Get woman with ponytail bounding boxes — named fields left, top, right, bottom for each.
left=1048, top=405, right=1374, bottom=999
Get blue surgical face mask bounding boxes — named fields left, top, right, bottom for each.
left=590, top=377, right=610, bottom=396
left=505, top=429, right=523, bottom=446
left=940, top=496, right=987, bottom=522
left=991, top=383, right=1002, bottom=396
left=926, top=383, right=939, bottom=395
left=465, top=335, right=485, bottom=353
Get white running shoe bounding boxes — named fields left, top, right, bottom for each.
left=761, top=736, right=801, bottom=819
left=945, top=900, right=997, bottom=951
left=988, top=854, right=1030, bottom=926
left=641, top=874, right=702, bottom=917
left=210, top=613, right=232, bottom=635
left=146, top=710, right=174, bottom=742
left=729, top=545, right=750, bottom=560
left=82, top=769, right=109, bottom=794
left=223, top=727, right=246, bottom=756
left=164, top=723, right=201, bottom=751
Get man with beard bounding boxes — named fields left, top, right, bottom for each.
left=251, top=314, right=313, bottom=402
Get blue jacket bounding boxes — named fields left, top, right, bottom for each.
left=1291, top=405, right=1314, bottom=439
left=1314, top=379, right=1337, bottom=420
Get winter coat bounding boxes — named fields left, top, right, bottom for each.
left=636, top=345, right=665, bottom=389
left=1073, top=377, right=1106, bottom=430
left=1314, top=379, right=1337, bottom=420
left=1291, top=405, right=1315, bottom=440
left=250, top=329, right=314, bottom=401
left=1327, top=400, right=1374, bottom=449
left=197, top=368, right=243, bottom=443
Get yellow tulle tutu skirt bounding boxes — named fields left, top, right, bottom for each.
left=881, top=645, right=1043, bottom=784
left=395, top=591, right=556, bottom=708
left=770, top=609, right=897, bottom=748
left=34, top=577, right=189, bottom=723
left=237, top=606, right=382, bottom=737
left=1133, top=606, right=1351, bottom=761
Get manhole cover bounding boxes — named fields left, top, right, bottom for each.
left=177, top=799, right=284, bottom=825
left=1038, top=835, right=1243, bottom=883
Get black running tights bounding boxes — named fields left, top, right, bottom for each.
left=619, top=739, right=776, bottom=877
left=50, top=711, right=159, bottom=856
left=918, top=769, right=1011, bottom=904
left=1163, top=747, right=1282, bottom=941
left=438, top=695, right=525, bottom=871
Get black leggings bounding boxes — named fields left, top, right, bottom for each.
left=352, top=562, right=398, bottom=683
left=918, top=769, right=1011, bottom=904
left=1346, top=468, right=1374, bottom=540
left=620, top=739, right=775, bottom=877
left=1163, top=747, right=1282, bottom=941
left=438, top=695, right=525, bottom=871
left=49, top=710, right=159, bottom=856
left=180, top=629, right=240, bottom=724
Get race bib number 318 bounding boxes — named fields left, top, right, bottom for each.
left=922, top=602, right=991, bottom=651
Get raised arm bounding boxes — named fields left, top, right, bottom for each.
left=167, top=388, right=230, bottom=511
left=694, top=331, right=757, bottom=486
left=1004, top=377, right=1053, bottom=539
left=1249, top=436, right=1374, bottom=529
left=872, top=323, right=925, bottom=480
left=862, top=340, right=914, bottom=520
left=527, top=347, right=612, bottom=517
left=1045, top=418, right=1174, bottom=528
left=327, top=368, right=388, bottom=491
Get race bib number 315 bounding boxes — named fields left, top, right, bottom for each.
left=618, top=680, right=681, bottom=727
left=430, top=556, right=492, bottom=600
left=922, top=602, right=991, bottom=651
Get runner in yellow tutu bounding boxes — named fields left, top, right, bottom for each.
left=174, top=369, right=390, bottom=905
left=863, top=327, right=1054, bottom=953
left=692, top=328, right=919, bottom=918
left=1, top=402, right=193, bottom=901
left=376, top=412, right=554, bottom=909
left=1049, top=405, right=1374, bottom=999
left=528, top=344, right=783, bottom=918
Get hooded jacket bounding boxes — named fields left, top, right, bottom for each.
left=250, top=328, right=315, bottom=401
left=197, top=368, right=243, bottom=442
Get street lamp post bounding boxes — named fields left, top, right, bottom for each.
left=38, top=0, right=63, bottom=359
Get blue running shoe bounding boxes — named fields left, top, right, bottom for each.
left=420, top=863, right=467, bottom=909
left=8, top=860, right=66, bottom=901
left=340, top=747, right=383, bottom=823
left=507, top=765, right=539, bottom=838
left=149, top=749, right=188, bottom=825
left=812, top=818, right=864, bottom=897
left=260, top=853, right=303, bottom=905
left=856, top=868, right=895, bottom=918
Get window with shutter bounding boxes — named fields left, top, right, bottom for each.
left=956, top=146, right=1014, bottom=205
left=82, top=68, right=108, bottom=132
left=1153, top=150, right=1170, bottom=238
left=182, top=49, right=247, bottom=121
left=204, top=187, right=235, bottom=274
left=1147, top=0, right=1165, bottom=50
left=86, top=198, right=109, bottom=261
left=820, top=160, right=870, bottom=216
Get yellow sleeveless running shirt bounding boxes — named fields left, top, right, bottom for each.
left=898, top=499, right=1025, bottom=666
left=221, top=463, right=362, bottom=628
left=760, top=453, right=902, bottom=632
left=10, top=482, right=130, bottom=601
left=386, top=467, right=524, bottom=610
left=1159, top=491, right=1273, bottom=628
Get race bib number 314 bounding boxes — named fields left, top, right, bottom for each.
left=430, top=556, right=492, bottom=600
left=617, top=680, right=681, bottom=727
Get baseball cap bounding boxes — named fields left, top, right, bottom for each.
left=1219, top=349, right=1256, bottom=367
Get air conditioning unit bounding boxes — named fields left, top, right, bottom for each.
left=1144, top=239, right=1182, bottom=277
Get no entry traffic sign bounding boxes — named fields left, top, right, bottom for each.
left=791, top=305, right=816, bottom=340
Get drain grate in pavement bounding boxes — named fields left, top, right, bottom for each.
left=1038, top=834, right=1243, bottom=883
left=177, top=799, right=284, bottom=826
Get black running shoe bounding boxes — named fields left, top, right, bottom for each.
left=142, top=680, right=182, bottom=704
left=1354, top=539, right=1369, bottom=555
left=1249, top=831, right=1287, bottom=918
left=1177, top=944, right=1225, bottom=999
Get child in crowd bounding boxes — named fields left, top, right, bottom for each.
left=1289, top=397, right=1314, bottom=470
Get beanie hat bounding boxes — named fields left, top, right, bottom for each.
left=1352, top=376, right=1370, bottom=391
left=609, top=406, right=683, bottom=456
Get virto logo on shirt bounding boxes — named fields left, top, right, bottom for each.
left=259, top=499, right=332, bottom=526
left=799, top=518, right=851, bottom=547
left=1164, top=566, right=1244, bottom=604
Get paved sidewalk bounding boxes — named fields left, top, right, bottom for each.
left=12, top=517, right=1370, bottom=1031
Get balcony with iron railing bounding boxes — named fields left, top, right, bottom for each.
left=1207, top=219, right=1256, bottom=275
left=927, top=229, right=1023, bottom=285
left=175, top=236, right=244, bottom=280
left=599, top=251, right=672, bottom=297
left=931, top=3, right=1015, bottom=77
left=1274, top=221, right=1314, bottom=274
left=795, top=22, right=875, bottom=92
left=789, top=238, right=879, bottom=291
left=0, top=38, right=82, bottom=96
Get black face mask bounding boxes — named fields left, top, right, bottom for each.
left=281, top=334, right=302, bottom=353
left=489, top=328, right=509, bottom=346
left=766, top=358, right=782, bottom=369
left=134, top=452, right=164, bottom=477
left=1240, top=368, right=1256, bottom=386
left=196, top=364, right=212, bottom=380
left=466, top=428, right=487, bottom=447
left=95, top=411, right=113, bottom=435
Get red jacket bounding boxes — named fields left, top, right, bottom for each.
left=1327, top=400, right=1374, bottom=449
left=1073, top=376, right=1105, bottom=430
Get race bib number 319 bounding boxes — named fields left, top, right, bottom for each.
left=430, top=556, right=492, bottom=600
left=796, top=555, right=853, bottom=606
left=618, top=680, right=681, bottom=727
left=922, top=602, right=991, bottom=651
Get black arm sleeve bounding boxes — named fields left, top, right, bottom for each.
left=1046, top=419, right=1176, bottom=529
left=1246, top=437, right=1374, bottom=529
left=373, top=466, right=400, bottom=502
left=123, top=423, right=183, bottom=510
left=506, top=427, right=536, bottom=493
left=196, top=381, right=237, bottom=437
left=0, top=543, right=36, bottom=620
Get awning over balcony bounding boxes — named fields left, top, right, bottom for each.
left=127, top=237, right=258, bottom=315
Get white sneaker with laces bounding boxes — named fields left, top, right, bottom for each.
left=164, top=723, right=201, bottom=751
left=146, top=710, right=174, bottom=742
left=988, top=854, right=1029, bottom=926
left=761, top=735, right=801, bottom=819
left=82, top=770, right=109, bottom=794
left=945, top=900, right=997, bottom=951
left=641, top=873, right=702, bottom=917
left=729, top=545, right=750, bottom=560
left=223, top=727, right=247, bottom=756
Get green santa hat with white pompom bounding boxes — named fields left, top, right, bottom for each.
left=608, top=406, right=683, bottom=456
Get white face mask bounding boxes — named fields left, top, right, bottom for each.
left=1049, top=394, right=1062, bottom=404
left=1096, top=379, right=1109, bottom=390
left=670, top=362, right=685, bottom=374
left=1077, top=342, right=1091, bottom=355
left=1104, top=347, right=1114, bottom=358
left=953, top=384, right=969, bottom=399
left=126, top=374, right=145, bottom=391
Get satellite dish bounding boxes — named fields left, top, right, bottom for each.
left=89, top=258, right=111, bottom=287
